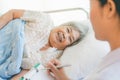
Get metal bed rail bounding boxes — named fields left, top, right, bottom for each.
left=43, top=7, right=89, bottom=19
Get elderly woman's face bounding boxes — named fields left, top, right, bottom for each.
left=49, top=26, right=80, bottom=50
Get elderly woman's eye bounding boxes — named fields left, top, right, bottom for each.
left=69, top=37, right=72, bottom=43
left=63, top=33, right=65, bottom=39
left=67, top=28, right=70, bottom=33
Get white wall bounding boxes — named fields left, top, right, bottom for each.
left=0, top=0, right=90, bottom=14
left=0, top=0, right=44, bottom=14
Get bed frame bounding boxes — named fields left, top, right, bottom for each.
left=43, top=7, right=89, bottom=19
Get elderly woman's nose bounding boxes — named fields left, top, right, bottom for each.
left=65, top=33, right=70, bottom=39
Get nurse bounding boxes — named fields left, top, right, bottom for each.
left=47, top=0, right=120, bottom=80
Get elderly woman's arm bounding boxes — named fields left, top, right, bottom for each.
left=0, top=9, right=25, bottom=29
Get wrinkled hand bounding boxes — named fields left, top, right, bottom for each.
left=47, top=59, right=69, bottom=80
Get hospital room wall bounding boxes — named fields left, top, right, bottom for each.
left=0, top=0, right=90, bottom=13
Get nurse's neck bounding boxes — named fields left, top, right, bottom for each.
left=109, top=36, right=120, bottom=51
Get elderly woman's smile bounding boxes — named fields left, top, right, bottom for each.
left=49, top=26, right=80, bottom=50
left=57, top=31, right=65, bottom=42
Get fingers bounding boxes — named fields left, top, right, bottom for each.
left=46, top=59, right=69, bottom=80
left=46, top=59, right=62, bottom=76
left=49, top=59, right=61, bottom=66
left=47, top=62, right=59, bottom=74
left=47, top=70, right=56, bottom=79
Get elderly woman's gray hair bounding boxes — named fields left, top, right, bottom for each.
left=59, top=21, right=89, bottom=46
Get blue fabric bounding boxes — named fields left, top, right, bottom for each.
left=0, top=19, right=25, bottom=80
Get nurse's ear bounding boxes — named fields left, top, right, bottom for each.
left=104, top=0, right=116, bottom=19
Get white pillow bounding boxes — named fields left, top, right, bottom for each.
left=60, top=20, right=110, bottom=80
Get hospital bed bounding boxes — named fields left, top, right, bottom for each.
left=19, top=7, right=110, bottom=80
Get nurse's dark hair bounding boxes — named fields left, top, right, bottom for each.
left=99, top=0, right=120, bottom=16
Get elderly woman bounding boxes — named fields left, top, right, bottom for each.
left=46, top=0, right=120, bottom=80
left=0, top=9, right=88, bottom=79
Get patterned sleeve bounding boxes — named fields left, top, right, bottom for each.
left=20, top=10, right=54, bottom=31
left=20, top=10, right=50, bottom=22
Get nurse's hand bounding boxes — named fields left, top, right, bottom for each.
left=47, top=59, right=70, bottom=80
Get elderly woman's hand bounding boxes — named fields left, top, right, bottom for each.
left=47, top=59, right=70, bottom=80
